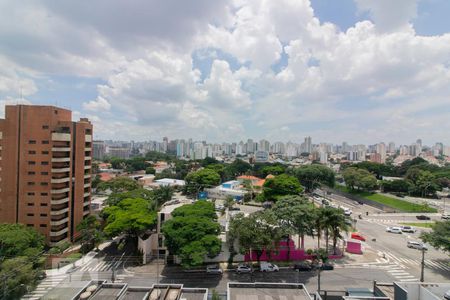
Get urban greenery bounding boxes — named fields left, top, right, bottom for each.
left=420, top=220, right=450, bottom=252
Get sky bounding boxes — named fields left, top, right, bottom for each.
left=1, top=0, right=450, bottom=145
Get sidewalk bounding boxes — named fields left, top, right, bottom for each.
left=45, top=240, right=114, bottom=277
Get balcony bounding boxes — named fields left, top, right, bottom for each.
left=51, top=167, right=71, bottom=173
left=51, top=197, right=69, bottom=205
left=84, top=192, right=90, bottom=197
left=50, top=207, right=69, bottom=216
left=52, top=147, right=71, bottom=152
left=83, top=209, right=90, bottom=216
left=51, top=157, right=70, bottom=163
left=52, top=133, right=71, bottom=142
left=84, top=174, right=91, bottom=179
left=85, top=156, right=92, bottom=161
left=51, top=187, right=70, bottom=194
left=50, top=227, right=69, bottom=237
left=51, top=177, right=70, bottom=184
left=85, top=135, right=92, bottom=142
left=83, top=200, right=90, bottom=207
left=50, top=217, right=69, bottom=226
left=83, top=183, right=90, bottom=189
left=84, top=165, right=91, bottom=170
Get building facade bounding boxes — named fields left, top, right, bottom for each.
left=0, top=105, right=92, bottom=245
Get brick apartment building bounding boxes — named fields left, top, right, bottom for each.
left=0, top=105, right=93, bottom=245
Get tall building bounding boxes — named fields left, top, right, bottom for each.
left=259, top=139, right=270, bottom=152
left=388, top=142, right=396, bottom=154
left=0, top=105, right=92, bottom=245
left=93, top=140, right=106, bottom=160
left=304, top=136, right=312, bottom=153
left=376, top=142, right=386, bottom=163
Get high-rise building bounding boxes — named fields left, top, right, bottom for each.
left=304, top=136, right=312, bottom=153
left=388, top=142, right=396, bottom=154
left=93, top=140, right=106, bottom=160
left=0, top=105, right=92, bottom=245
left=259, top=139, right=270, bottom=152
left=376, top=142, right=386, bottom=163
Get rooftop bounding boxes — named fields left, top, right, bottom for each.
left=228, top=282, right=313, bottom=300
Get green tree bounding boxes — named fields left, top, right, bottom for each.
left=152, top=185, right=174, bottom=207
left=223, top=159, right=252, bottom=180
left=229, top=211, right=284, bottom=263
left=184, top=168, right=221, bottom=196
left=294, top=165, right=335, bottom=192
left=273, top=195, right=315, bottom=251
left=76, top=215, right=103, bottom=253
left=415, top=170, right=439, bottom=197
left=97, top=177, right=140, bottom=194
left=260, top=164, right=286, bottom=177
left=105, top=188, right=155, bottom=207
left=0, top=257, right=41, bottom=299
left=262, top=174, right=303, bottom=201
left=420, top=221, right=449, bottom=253
left=103, top=198, right=157, bottom=238
left=145, top=167, right=156, bottom=174
left=342, top=167, right=378, bottom=192
left=326, top=208, right=349, bottom=254
left=224, top=195, right=235, bottom=210
left=162, top=202, right=221, bottom=268
left=0, top=224, right=45, bottom=257
left=110, top=157, right=127, bottom=169
left=381, top=179, right=413, bottom=194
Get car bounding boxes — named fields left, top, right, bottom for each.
left=320, top=263, right=334, bottom=270
left=236, top=264, right=252, bottom=274
left=206, top=264, right=223, bottom=274
left=407, top=241, right=428, bottom=250
left=229, top=207, right=241, bottom=211
left=344, top=218, right=352, bottom=226
left=416, top=215, right=431, bottom=220
left=444, top=289, right=450, bottom=300
left=215, top=204, right=224, bottom=211
left=441, top=214, right=450, bottom=220
left=293, top=262, right=314, bottom=271
left=344, top=209, right=352, bottom=216
left=260, top=262, right=279, bottom=272
left=386, top=226, right=402, bottom=234
left=321, top=199, right=329, bottom=206
left=401, top=226, right=416, bottom=233
left=351, top=232, right=366, bottom=241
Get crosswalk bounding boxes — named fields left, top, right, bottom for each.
left=383, top=251, right=450, bottom=272
left=78, top=260, right=123, bottom=273
left=21, top=274, right=67, bottom=300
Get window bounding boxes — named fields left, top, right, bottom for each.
left=40, top=182, right=48, bottom=186
left=28, top=150, right=36, bottom=155
left=54, top=110, right=58, bottom=114
left=40, top=224, right=47, bottom=227
left=40, top=192, right=48, bottom=196
left=28, top=161, right=36, bottom=165
left=27, top=213, right=34, bottom=217
left=28, top=171, right=36, bottom=175
left=27, top=182, right=35, bottom=186
left=27, top=224, right=33, bottom=227
left=40, top=203, right=48, bottom=207
left=27, top=192, right=35, bottom=196
left=40, top=213, right=47, bottom=217
left=29, top=140, right=36, bottom=144
left=42, top=125, right=49, bottom=130
left=27, top=203, right=34, bottom=206
left=42, top=151, right=49, bottom=155
left=41, top=172, right=48, bottom=175
left=41, top=161, right=49, bottom=165
left=42, top=140, right=49, bottom=144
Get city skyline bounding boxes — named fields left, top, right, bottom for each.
left=1, top=1, right=450, bottom=144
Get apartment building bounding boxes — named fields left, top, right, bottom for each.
left=0, top=105, right=92, bottom=245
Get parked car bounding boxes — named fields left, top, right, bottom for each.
left=322, top=199, right=329, bottom=206
left=215, top=204, right=224, bottom=211
left=229, top=207, right=241, bottom=211
left=444, top=289, right=450, bottom=300
left=407, top=241, right=428, bottom=250
left=416, top=215, right=431, bottom=220
left=293, top=262, right=313, bottom=271
left=441, top=214, right=450, bottom=220
left=351, top=232, right=366, bottom=241
left=236, top=264, right=252, bottom=274
left=320, top=263, right=334, bottom=270
left=206, top=264, right=223, bottom=274
left=344, top=209, right=352, bottom=216
left=260, top=262, right=279, bottom=272
left=386, top=226, right=402, bottom=234
left=401, top=226, right=416, bottom=233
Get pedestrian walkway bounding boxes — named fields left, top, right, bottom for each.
left=21, top=274, right=67, bottom=300
left=79, top=260, right=123, bottom=273
left=382, top=251, right=449, bottom=272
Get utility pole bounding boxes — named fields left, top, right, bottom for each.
left=317, top=265, right=321, bottom=293
left=420, top=248, right=426, bottom=282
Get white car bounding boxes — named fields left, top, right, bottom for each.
left=401, top=226, right=416, bottom=233
left=442, top=214, right=450, bottom=220
left=344, top=209, right=352, bottom=216
left=260, top=262, right=279, bottom=272
left=236, top=264, right=253, bottom=274
left=386, top=226, right=402, bottom=234
left=407, top=241, right=428, bottom=250
left=215, top=204, right=224, bottom=211
left=206, top=264, right=223, bottom=274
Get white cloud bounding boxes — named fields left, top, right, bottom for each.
left=82, top=97, right=111, bottom=112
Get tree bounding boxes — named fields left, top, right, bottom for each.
left=262, top=174, right=303, bottom=201
left=76, top=215, right=103, bottom=253
left=0, top=224, right=45, bottom=257
left=342, top=167, right=378, bottom=192
left=152, top=185, right=174, bottom=207
left=224, top=195, right=235, bottom=210
left=103, top=198, right=157, bottom=238
left=97, top=177, right=140, bottom=194
left=145, top=167, right=156, bottom=174
left=326, top=208, right=349, bottom=254
left=184, top=168, right=221, bottom=197
left=105, top=188, right=155, bottom=207
left=294, top=165, right=335, bottom=192
left=0, top=257, right=41, bottom=299
left=273, top=195, right=315, bottom=250
left=223, top=159, right=252, bottom=180
left=415, top=170, right=439, bottom=197
left=162, top=202, right=221, bottom=268
left=421, top=221, right=449, bottom=252
left=381, top=179, right=413, bottom=194
left=110, top=157, right=127, bottom=169
left=229, top=211, right=284, bottom=263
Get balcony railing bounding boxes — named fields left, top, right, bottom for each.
left=51, top=187, right=70, bottom=194
left=52, top=147, right=71, bottom=152
left=85, top=135, right=92, bottom=142
left=84, top=165, right=91, bottom=170
left=83, top=209, right=90, bottom=216
left=51, top=167, right=71, bottom=173
left=83, top=192, right=90, bottom=197
left=51, top=133, right=71, bottom=141
left=50, top=217, right=69, bottom=227
left=51, top=197, right=69, bottom=205
left=51, top=157, right=70, bottom=163
left=51, top=177, right=70, bottom=184
left=50, top=227, right=69, bottom=237
left=50, top=207, right=69, bottom=216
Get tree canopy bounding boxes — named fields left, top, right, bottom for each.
left=0, top=223, right=45, bottom=257
left=262, top=174, right=304, bottom=201
left=184, top=168, right=221, bottom=196
left=98, top=176, right=140, bottom=194
left=293, top=164, right=335, bottom=192
left=421, top=221, right=450, bottom=253
left=342, top=167, right=378, bottom=192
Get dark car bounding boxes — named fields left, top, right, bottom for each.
left=321, top=199, right=329, bottom=206
left=416, top=215, right=431, bottom=220
left=320, top=263, right=334, bottom=270
left=293, top=262, right=313, bottom=271
left=229, top=207, right=241, bottom=211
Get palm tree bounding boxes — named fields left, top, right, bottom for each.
left=328, top=208, right=349, bottom=255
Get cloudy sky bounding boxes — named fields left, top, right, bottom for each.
left=1, top=0, right=450, bottom=145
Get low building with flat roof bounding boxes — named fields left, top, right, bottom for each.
left=228, top=282, right=314, bottom=300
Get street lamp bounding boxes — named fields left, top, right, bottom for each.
left=420, top=248, right=427, bottom=282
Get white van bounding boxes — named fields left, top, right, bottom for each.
left=260, top=262, right=279, bottom=272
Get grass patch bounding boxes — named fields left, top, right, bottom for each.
left=400, top=222, right=435, bottom=228
left=335, top=187, right=437, bottom=213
